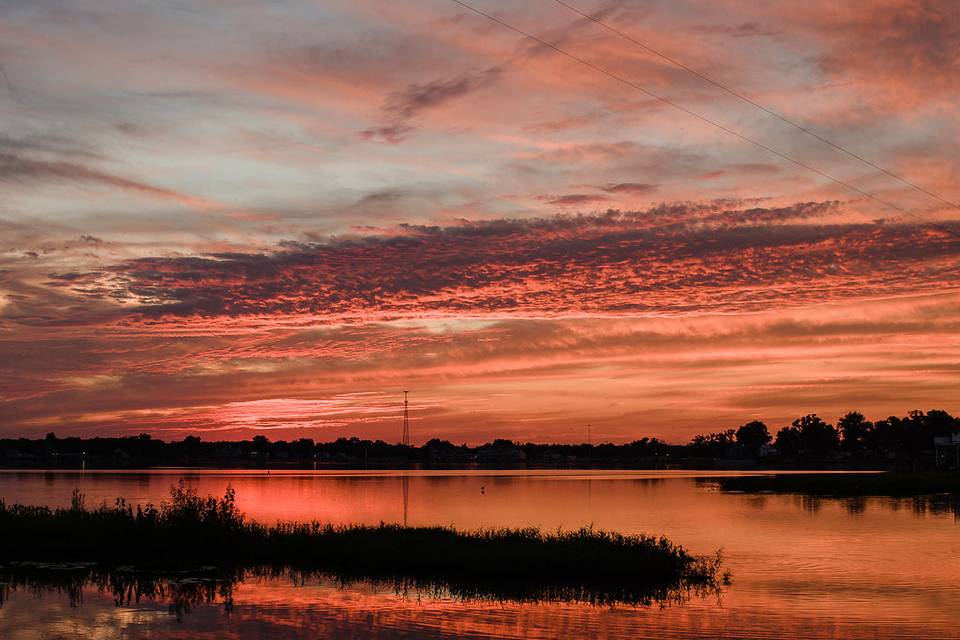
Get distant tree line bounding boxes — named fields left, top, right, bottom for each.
left=0, top=409, right=956, bottom=469
left=686, top=410, right=960, bottom=465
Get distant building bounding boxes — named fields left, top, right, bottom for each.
left=758, top=444, right=777, bottom=458
left=934, top=434, right=960, bottom=469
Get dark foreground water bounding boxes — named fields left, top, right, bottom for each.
left=0, top=469, right=957, bottom=639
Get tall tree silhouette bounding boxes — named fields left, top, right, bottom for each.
left=735, top=421, right=771, bottom=454
left=838, top=412, right=873, bottom=454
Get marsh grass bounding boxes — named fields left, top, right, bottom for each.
left=0, top=483, right=725, bottom=607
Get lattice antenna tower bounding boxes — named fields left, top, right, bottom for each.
left=401, top=390, right=410, bottom=446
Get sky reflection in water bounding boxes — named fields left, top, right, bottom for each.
left=0, top=470, right=957, bottom=639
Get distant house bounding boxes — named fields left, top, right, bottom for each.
left=758, top=444, right=777, bottom=458
left=934, top=434, right=960, bottom=469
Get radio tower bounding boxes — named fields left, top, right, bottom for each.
left=401, top=390, right=410, bottom=446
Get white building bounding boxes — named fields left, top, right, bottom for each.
left=934, top=434, right=960, bottom=469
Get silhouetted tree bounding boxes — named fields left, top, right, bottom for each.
left=734, top=421, right=771, bottom=453
left=871, top=416, right=902, bottom=458
left=293, top=438, right=315, bottom=457
left=180, top=435, right=202, bottom=458
left=924, top=409, right=960, bottom=438
left=251, top=435, right=270, bottom=454
left=424, top=438, right=458, bottom=454
left=689, top=429, right=736, bottom=457
left=774, top=425, right=802, bottom=457
left=838, top=412, right=873, bottom=454
left=905, top=411, right=933, bottom=454
left=793, top=414, right=839, bottom=457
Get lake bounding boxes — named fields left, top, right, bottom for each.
left=0, top=469, right=957, bottom=639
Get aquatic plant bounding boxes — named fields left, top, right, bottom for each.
left=0, top=483, right=725, bottom=607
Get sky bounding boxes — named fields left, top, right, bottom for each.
left=0, top=0, right=958, bottom=443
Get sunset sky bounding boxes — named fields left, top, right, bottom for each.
left=1, top=0, right=958, bottom=443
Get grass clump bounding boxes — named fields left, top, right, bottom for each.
left=0, top=483, right=724, bottom=606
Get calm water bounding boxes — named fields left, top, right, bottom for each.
left=0, top=469, right=957, bottom=639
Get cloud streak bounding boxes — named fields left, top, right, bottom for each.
left=0, top=152, right=217, bottom=210
left=29, top=201, right=959, bottom=330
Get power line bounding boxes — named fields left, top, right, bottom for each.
left=551, top=0, right=960, bottom=216
left=447, top=0, right=960, bottom=239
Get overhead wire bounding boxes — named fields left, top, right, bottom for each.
left=551, top=0, right=960, bottom=217
left=447, top=0, right=960, bottom=239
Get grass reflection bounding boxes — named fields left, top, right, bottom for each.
left=0, top=483, right=726, bottom=612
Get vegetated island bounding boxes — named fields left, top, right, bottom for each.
left=3, top=409, right=958, bottom=471
left=0, top=484, right=726, bottom=608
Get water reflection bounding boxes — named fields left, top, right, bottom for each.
left=0, top=563, right=720, bottom=617
left=0, top=566, right=236, bottom=620
left=697, top=476, right=960, bottom=518
left=402, top=474, right=409, bottom=527
left=721, top=485, right=959, bottom=519
left=1, top=567, right=956, bottom=640
left=0, top=471, right=957, bottom=639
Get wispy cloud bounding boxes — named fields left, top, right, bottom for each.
left=596, top=182, right=657, bottom=195
left=0, top=152, right=218, bottom=210
left=362, top=65, right=503, bottom=142
left=540, top=193, right=613, bottom=206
